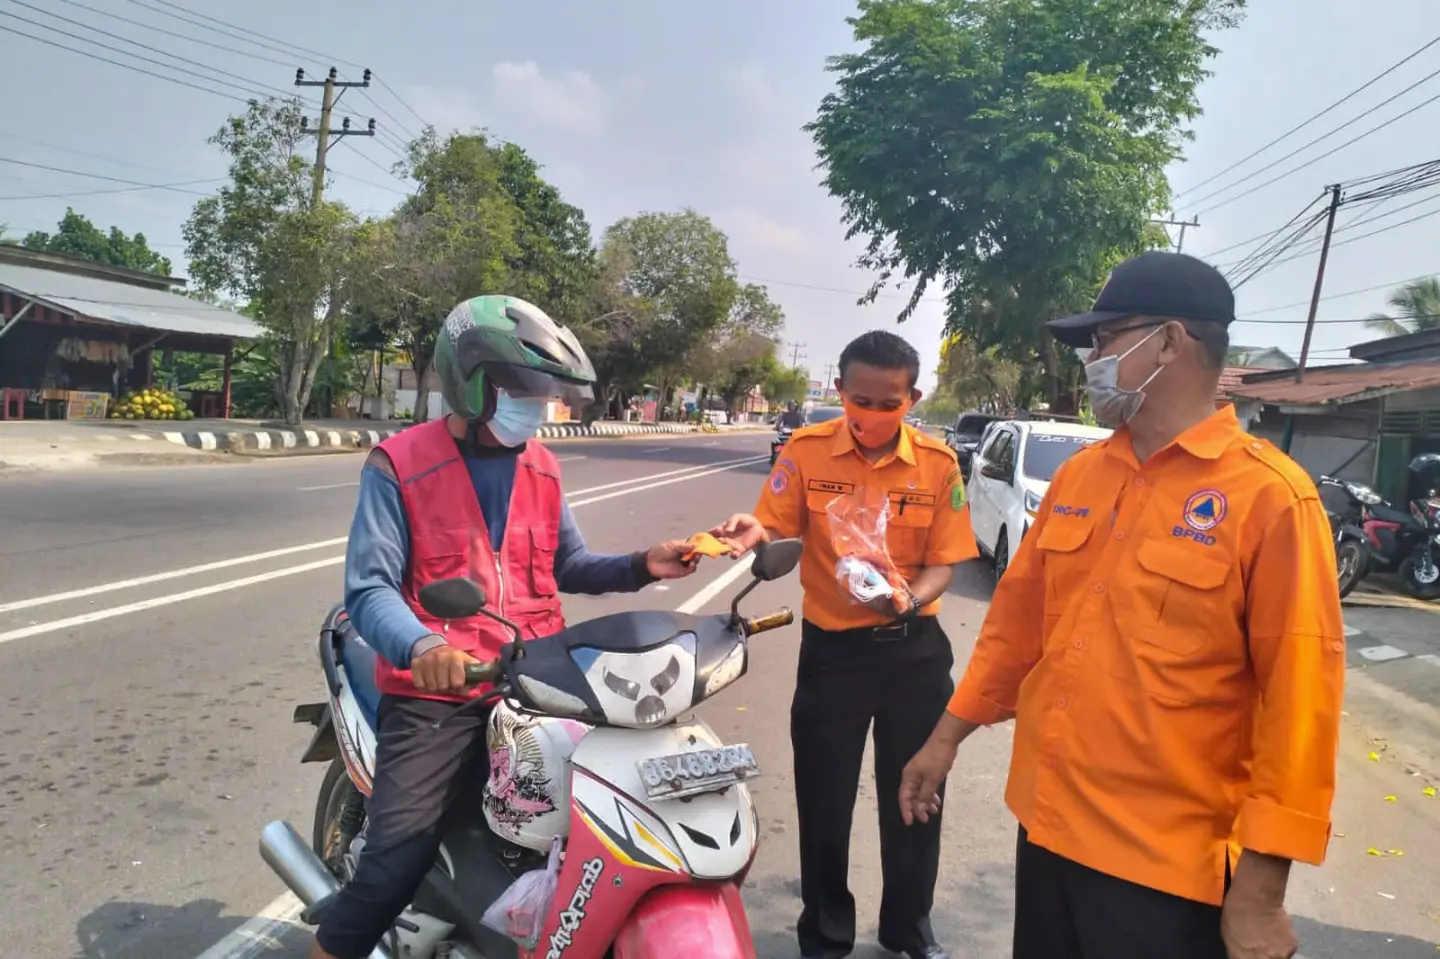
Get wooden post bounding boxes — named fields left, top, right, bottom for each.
left=222, top=343, right=233, bottom=419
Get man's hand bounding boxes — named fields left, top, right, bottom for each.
left=709, top=513, right=769, bottom=556
left=646, top=540, right=701, bottom=580
left=1221, top=854, right=1299, bottom=959
left=411, top=644, right=480, bottom=696
left=898, top=735, right=959, bottom=826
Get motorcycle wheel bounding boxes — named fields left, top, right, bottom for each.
left=1335, top=541, right=1368, bottom=599
left=1399, top=556, right=1440, bottom=601
left=314, top=757, right=364, bottom=877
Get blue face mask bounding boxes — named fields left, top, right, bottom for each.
left=486, top=390, right=547, bottom=446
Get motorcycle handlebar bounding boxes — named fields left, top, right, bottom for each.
left=742, top=608, right=794, bottom=636
left=464, top=660, right=501, bottom=686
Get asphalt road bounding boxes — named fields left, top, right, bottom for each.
left=2, top=432, right=1440, bottom=958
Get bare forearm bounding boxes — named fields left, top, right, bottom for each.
left=1231, top=850, right=1291, bottom=906
left=908, top=564, right=954, bottom=606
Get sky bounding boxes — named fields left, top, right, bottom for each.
left=0, top=0, right=1436, bottom=397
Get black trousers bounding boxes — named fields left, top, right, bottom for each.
left=791, top=616, right=954, bottom=959
left=316, top=695, right=489, bottom=959
left=1013, top=827, right=1227, bottom=959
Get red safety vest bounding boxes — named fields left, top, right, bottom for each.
left=373, top=417, right=566, bottom=702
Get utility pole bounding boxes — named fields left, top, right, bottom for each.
left=296, top=67, right=376, bottom=208
left=822, top=363, right=836, bottom=399
left=1150, top=216, right=1200, bottom=253
left=1295, top=184, right=1343, bottom=385
left=295, top=66, right=376, bottom=417
left=788, top=342, right=807, bottom=370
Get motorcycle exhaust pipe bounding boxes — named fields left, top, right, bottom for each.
left=259, top=820, right=396, bottom=959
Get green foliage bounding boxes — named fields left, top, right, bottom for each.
left=761, top=363, right=809, bottom=407
left=1365, top=277, right=1440, bottom=338
left=807, top=0, right=1243, bottom=408
left=22, top=207, right=173, bottom=275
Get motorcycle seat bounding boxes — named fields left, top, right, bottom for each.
left=1370, top=504, right=1413, bottom=525
left=334, top=613, right=382, bottom=729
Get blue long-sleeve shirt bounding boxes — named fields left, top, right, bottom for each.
left=344, top=447, right=645, bottom=668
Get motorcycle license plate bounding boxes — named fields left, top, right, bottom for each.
left=637, top=744, right=760, bottom=800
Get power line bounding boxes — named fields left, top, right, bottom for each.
left=42, top=0, right=294, bottom=69
left=0, top=156, right=217, bottom=195
left=1188, top=71, right=1440, bottom=216
left=0, top=4, right=291, bottom=102
left=1244, top=270, right=1440, bottom=317
left=0, top=21, right=252, bottom=104
left=0, top=176, right=222, bottom=202
left=0, top=132, right=202, bottom=181
left=1175, top=36, right=1440, bottom=200
left=122, top=0, right=358, bottom=69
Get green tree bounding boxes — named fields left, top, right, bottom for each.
left=587, top=210, right=740, bottom=417
left=184, top=97, right=363, bottom=424
left=806, top=0, right=1243, bottom=409
left=1364, top=277, right=1440, bottom=337
left=687, top=282, right=786, bottom=404
left=23, top=207, right=173, bottom=275
left=935, top=333, right=1023, bottom=412
left=762, top=363, right=809, bottom=407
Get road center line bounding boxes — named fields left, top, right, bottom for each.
left=187, top=553, right=767, bottom=959
left=0, top=455, right=768, bottom=641
left=565, top=454, right=764, bottom=498
left=296, top=482, right=359, bottom=491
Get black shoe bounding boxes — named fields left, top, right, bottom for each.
left=879, top=942, right=949, bottom=959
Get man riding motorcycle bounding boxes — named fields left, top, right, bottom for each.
left=777, top=401, right=804, bottom=430
left=309, top=295, right=698, bottom=959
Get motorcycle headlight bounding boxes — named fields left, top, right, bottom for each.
left=1347, top=483, right=1382, bottom=505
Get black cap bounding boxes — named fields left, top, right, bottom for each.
left=1046, top=251, right=1236, bottom=349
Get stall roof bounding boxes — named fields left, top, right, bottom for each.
left=0, top=260, right=261, bottom=340
left=1226, top=359, right=1440, bottom=407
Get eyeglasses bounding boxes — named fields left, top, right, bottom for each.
left=1090, top=319, right=1200, bottom=353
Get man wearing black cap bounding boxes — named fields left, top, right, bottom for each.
left=897, top=252, right=1345, bottom=959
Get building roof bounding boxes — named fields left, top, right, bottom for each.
left=0, top=259, right=260, bottom=340
left=1225, top=359, right=1440, bottom=407
left=1218, top=366, right=1265, bottom=398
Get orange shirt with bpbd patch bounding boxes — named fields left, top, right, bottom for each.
left=949, top=406, right=1345, bottom=906
left=753, top=418, right=979, bottom=630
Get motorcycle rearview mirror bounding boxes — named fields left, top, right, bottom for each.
left=752, top=537, right=803, bottom=582
left=727, top=538, right=803, bottom=628
left=418, top=578, right=488, bottom=620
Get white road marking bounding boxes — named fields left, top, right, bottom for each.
left=569, top=456, right=767, bottom=507
left=1415, top=654, right=1440, bottom=668
left=641, top=446, right=672, bottom=454
left=1343, top=625, right=1363, bottom=637
left=0, top=557, right=345, bottom=645
left=554, top=455, right=586, bottom=463
left=192, top=894, right=305, bottom=959
left=1357, top=644, right=1409, bottom=663
left=2, top=453, right=768, bottom=641
left=565, top=454, right=764, bottom=498
left=0, top=538, right=350, bottom=614
left=296, top=482, right=360, bottom=492
left=190, top=554, right=768, bottom=959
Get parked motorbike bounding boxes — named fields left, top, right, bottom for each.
left=1317, top=476, right=1376, bottom=599
left=770, top=423, right=792, bottom=467
left=1321, top=454, right=1440, bottom=600
left=259, top=538, right=803, bottom=959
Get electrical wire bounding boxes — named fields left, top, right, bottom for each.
left=0, top=132, right=202, bottom=181
left=1244, top=271, right=1440, bottom=317
left=1188, top=72, right=1440, bottom=215
left=42, top=0, right=293, bottom=68
left=0, top=177, right=222, bottom=201
left=1175, top=36, right=1440, bottom=200
left=0, top=156, right=218, bottom=196
left=0, top=22, right=253, bottom=103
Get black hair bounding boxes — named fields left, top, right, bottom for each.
left=838, top=330, right=921, bottom=387
left=1180, top=319, right=1229, bottom=373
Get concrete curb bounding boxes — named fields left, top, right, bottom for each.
left=108, top=421, right=760, bottom=454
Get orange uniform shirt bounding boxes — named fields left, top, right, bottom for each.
left=754, top=418, right=979, bottom=630
left=948, top=406, right=1345, bottom=905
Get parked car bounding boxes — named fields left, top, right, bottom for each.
left=805, top=404, right=846, bottom=425
left=945, top=412, right=1005, bottom=480
left=967, top=419, right=1113, bottom=575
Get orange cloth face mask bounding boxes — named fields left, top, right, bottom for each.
left=843, top=400, right=908, bottom=447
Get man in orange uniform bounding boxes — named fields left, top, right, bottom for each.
left=899, top=252, right=1345, bottom=959
left=713, top=330, right=977, bottom=959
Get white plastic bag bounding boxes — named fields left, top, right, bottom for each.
left=836, top=555, right=895, bottom=604
left=481, top=836, right=562, bottom=948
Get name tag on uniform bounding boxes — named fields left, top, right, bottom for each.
left=808, top=479, right=855, bottom=495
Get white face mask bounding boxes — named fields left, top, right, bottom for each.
left=487, top=389, right=548, bottom=446
left=1083, top=325, right=1165, bottom=428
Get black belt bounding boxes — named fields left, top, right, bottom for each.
left=811, top=616, right=932, bottom=643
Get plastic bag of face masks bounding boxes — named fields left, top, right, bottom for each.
left=825, top=486, right=911, bottom=612
left=481, top=836, right=562, bottom=948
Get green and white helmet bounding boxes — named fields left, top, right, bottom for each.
left=434, top=295, right=596, bottom=420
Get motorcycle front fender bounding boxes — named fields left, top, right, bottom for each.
left=611, top=883, right=754, bottom=959
left=1338, top=525, right=1369, bottom=546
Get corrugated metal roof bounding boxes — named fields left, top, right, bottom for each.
left=1226, top=359, right=1440, bottom=406
left=0, top=261, right=260, bottom=340
left=1217, top=366, right=1265, bottom=398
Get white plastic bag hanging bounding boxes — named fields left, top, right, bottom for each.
left=480, top=836, right=563, bottom=948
